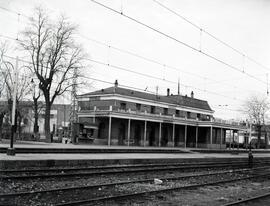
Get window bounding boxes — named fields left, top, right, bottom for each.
left=136, top=103, right=141, bottom=111
left=151, top=106, right=155, bottom=114
left=197, top=113, right=201, bottom=120
left=120, top=102, right=126, bottom=110
left=187, top=112, right=191, bottom=119
left=175, top=110, right=179, bottom=117
left=163, top=108, right=168, bottom=115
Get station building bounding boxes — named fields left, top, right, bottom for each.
left=77, top=81, right=246, bottom=148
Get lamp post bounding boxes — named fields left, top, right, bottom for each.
left=7, top=57, right=18, bottom=156
left=31, top=78, right=39, bottom=139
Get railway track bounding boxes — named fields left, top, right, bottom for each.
left=1, top=159, right=270, bottom=180
left=2, top=158, right=268, bottom=175
left=223, top=192, right=270, bottom=206
left=1, top=167, right=270, bottom=206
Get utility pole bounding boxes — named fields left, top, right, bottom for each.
left=7, top=57, right=18, bottom=156
left=70, top=67, right=78, bottom=144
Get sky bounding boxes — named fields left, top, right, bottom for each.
left=0, top=0, right=270, bottom=120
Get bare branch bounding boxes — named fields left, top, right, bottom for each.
left=19, top=7, right=86, bottom=140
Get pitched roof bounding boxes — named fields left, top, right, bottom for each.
left=78, top=87, right=212, bottom=111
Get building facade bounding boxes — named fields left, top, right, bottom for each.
left=77, top=82, right=246, bottom=149
left=0, top=101, right=71, bottom=141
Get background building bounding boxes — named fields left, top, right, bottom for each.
left=0, top=101, right=71, bottom=141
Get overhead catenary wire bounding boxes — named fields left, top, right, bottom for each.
left=0, top=36, right=260, bottom=103
left=0, top=7, right=212, bottom=82
left=0, top=5, right=264, bottom=103
left=2, top=53, right=245, bottom=102
left=0, top=34, right=249, bottom=102
left=0, top=6, right=267, bottom=91
left=89, top=0, right=267, bottom=85
left=0, top=6, right=28, bottom=19
left=69, top=34, right=266, bottom=92
left=79, top=34, right=231, bottom=86
left=0, top=5, right=254, bottom=117
left=0, top=4, right=217, bottom=83
left=0, top=30, right=266, bottom=95
left=152, top=0, right=270, bottom=72
left=0, top=3, right=268, bottom=86
left=86, top=57, right=245, bottom=101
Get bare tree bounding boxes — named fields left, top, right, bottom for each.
left=0, top=70, right=5, bottom=98
left=0, top=42, right=7, bottom=141
left=0, top=42, right=8, bottom=98
left=20, top=7, right=85, bottom=142
left=243, top=94, right=270, bottom=148
left=0, top=48, right=32, bottom=140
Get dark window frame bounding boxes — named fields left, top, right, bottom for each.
left=150, top=106, right=155, bottom=114
left=120, top=102, right=127, bottom=110
left=136, top=103, right=141, bottom=111
left=163, top=108, right=168, bottom=115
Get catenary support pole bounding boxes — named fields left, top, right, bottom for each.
left=210, top=126, right=213, bottom=147
left=220, top=128, right=223, bottom=149
left=127, top=119, right=131, bottom=146
left=159, top=122, right=162, bottom=147
left=184, top=125, right=187, bottom=148
left=195, top=126, right=198, bottom=148
left=172, top=123, right=175, bottom=147
left=232, top=130, right=235, bottom=149
left=144, top=121, right=147, bottom=147
left=237, top=130, right=239, bottom=150
left=229, top=130, right=232, bottom=150
left=108, top=116, right=112, bottom=146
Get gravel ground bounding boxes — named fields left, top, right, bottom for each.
left=1, top=171, right=253, bottom=206
left=1, top=168, right=233, bottom=193
left=105, top=177, right=270, bottom=206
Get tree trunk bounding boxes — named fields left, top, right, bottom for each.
left=0, top=112, right=4, bottom=141
left=17, top=112, right=22, bottom=140
left=257, top=125, right=261, bottom=149
left=33, top=98, right=39, bottom=136
left=265, top=132, right=269, bottom=149
left=44, top=94, right=52, bottom=143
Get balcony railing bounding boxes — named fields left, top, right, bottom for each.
left=81, top=105, right=209, bottom=121
left=79, top=105, right=245, bottom=127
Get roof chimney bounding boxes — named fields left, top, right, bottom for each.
left=167, top=88, right=170, bottom=96
left=114, top=80, right=118, bottom=87
left=191, top=91, right=194, bottom=98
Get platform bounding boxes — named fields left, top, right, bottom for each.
left=0, top=140, right=269, bottom=154
left=1, top=140, right=270, bottom=169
